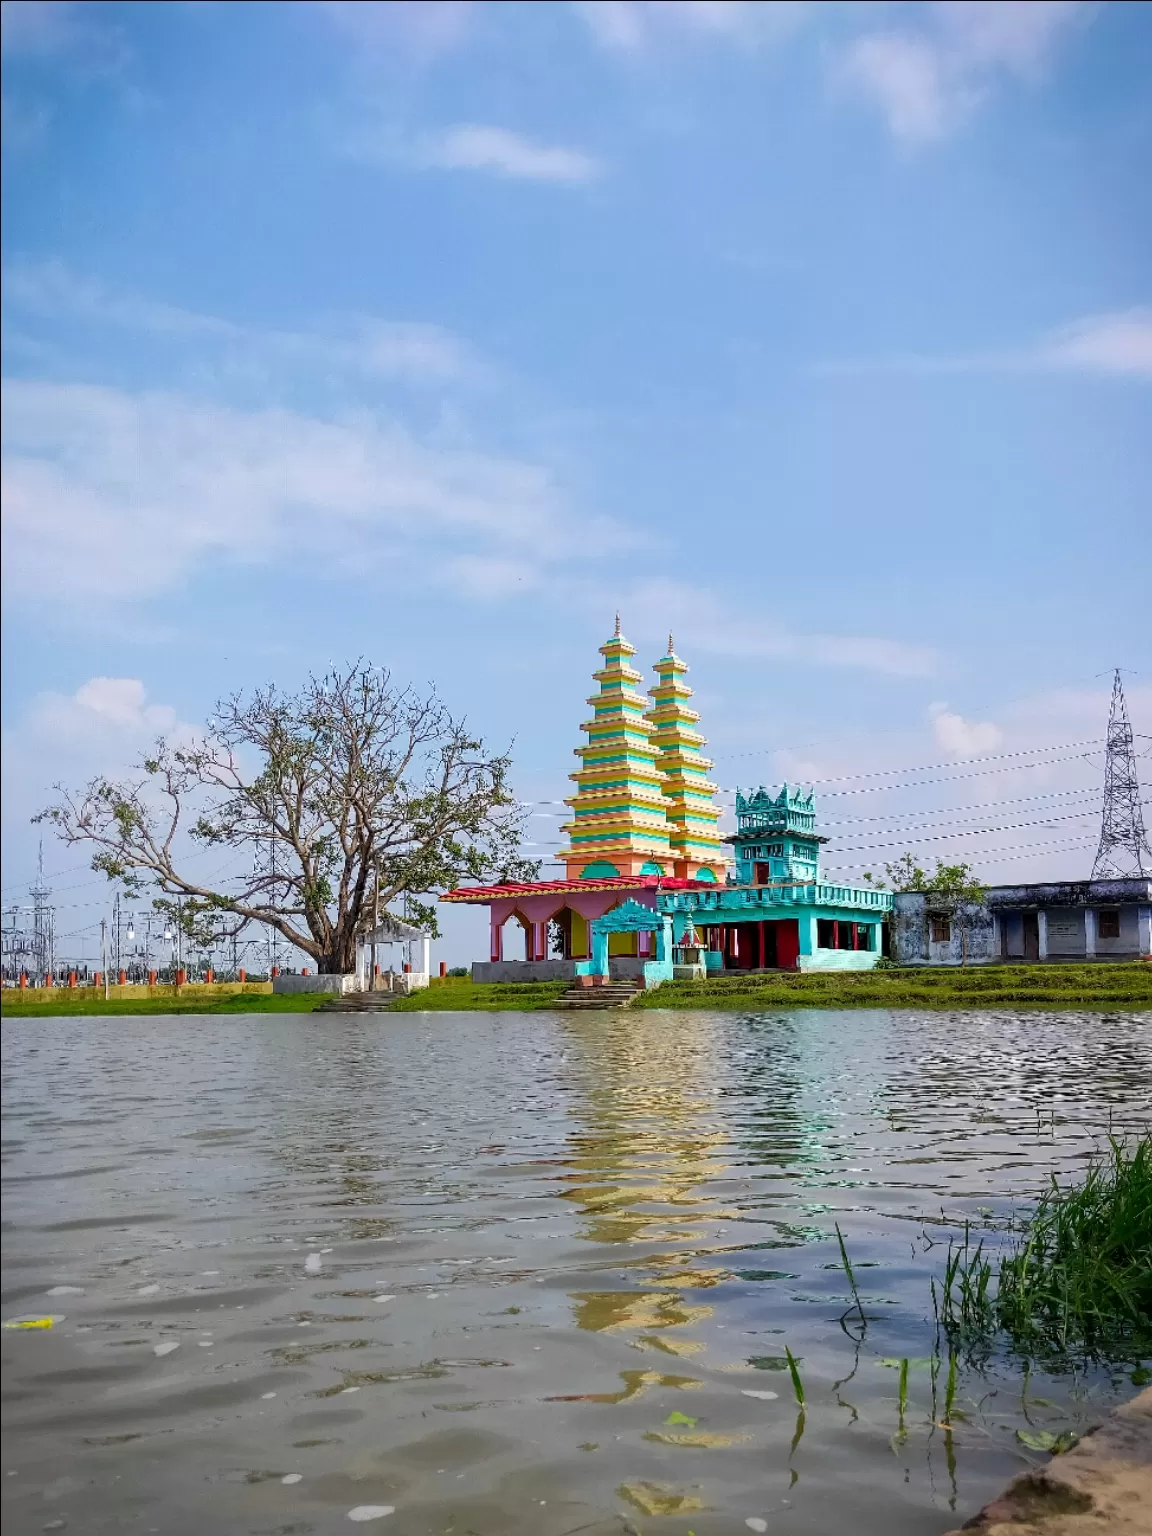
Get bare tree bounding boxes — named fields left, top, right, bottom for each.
left=36, top=664, right=538, bottom=973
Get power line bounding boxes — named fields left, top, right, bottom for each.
left=713, top=736, right=1105, bottom=779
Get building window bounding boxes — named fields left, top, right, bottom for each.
left=817, top=919, right=835, bottom=948
left=856, top=925, right=873, bottom=951
left=836, top=922, right=856, bottom=950
left=1097, top=909, right=1121, bottom=940
left=929, top=914, right=951, bottom=944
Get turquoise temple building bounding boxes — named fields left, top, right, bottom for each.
left=443, top=621, right=893, bottom=986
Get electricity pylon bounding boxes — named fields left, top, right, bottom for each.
left=1091, top=670, right=1150, bottom=878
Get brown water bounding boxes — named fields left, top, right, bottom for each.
left=2, top=1009, right=1149, bottom=1536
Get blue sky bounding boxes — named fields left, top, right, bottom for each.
left=2, top=0, right=1149, bottom=966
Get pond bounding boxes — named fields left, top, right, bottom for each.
left=2, top=1009, right=1149, bottom=1536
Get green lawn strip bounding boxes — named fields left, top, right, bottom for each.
left=631, top=963, right=1152, bottom=1011
left=390, top=981, right=569, bottom=1012
left=1, top=992, right=323, bottom=1018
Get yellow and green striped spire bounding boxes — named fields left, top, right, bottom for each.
left=646, top=635, right=727, bottom=881
left=561, top=618, right=674, bottom=879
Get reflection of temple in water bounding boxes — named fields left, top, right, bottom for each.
left=555, top=1014, right=738, bottom=1367
left=555, top=1013, right=835, bottom=1373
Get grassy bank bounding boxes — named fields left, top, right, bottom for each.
left=389, top=963, right=1152, bottom=1012
left=633, top=961, right=1152, bottom=1011
left=389, top=979, right=570, bottom=1011
left=1, top=991, right=323, bottom=1018
left=6, top=963, right=1149, bottom=1017
left=940, top=1134, right=1152, bottom=1366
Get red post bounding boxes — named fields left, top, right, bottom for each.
left=302, top=967, right=310, bottom=976
left=403, top=962, right=411, bottom=974
left=68, top=971, right=77, bottom=988
left=205, top=967, right=214, bottom=983
left=238, top=968, right=246, bottom=983
left=439, top=960, right=447, bottom=978
left=148, top=969, right=157, bottom=985
left=118, top=969, right=127, bottom=985
left=93, top=971, right=101, bottom=987
left=271, top=966, right=279, bottom=978
left=19, top=972, right=28, bottom=989
left=374, top=963, right=381, bottom=977
left=45, top=973, right=54, bottom=988
left=175, top=968, right=186, bottom=986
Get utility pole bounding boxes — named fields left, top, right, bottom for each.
left=1092, top=669, right=1151, bottom=878
left=101, top=919, right=109, bottom=999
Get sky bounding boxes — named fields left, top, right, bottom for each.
left=2, top=0, right=1150, bottom=969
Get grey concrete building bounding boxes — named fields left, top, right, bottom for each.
left=891, top=877, right=1152, bottom=966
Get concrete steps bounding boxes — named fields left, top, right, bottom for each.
left=314, top=992, right=398, bottom=1014
left=552, top=981, right=643, bottom=1011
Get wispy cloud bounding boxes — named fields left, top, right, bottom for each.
left=422, top=124, right=602, bottom=183
left=1040, top=311, right=1152, bottom=377
left=0, top=379, right=622, bottom=609
left=2, top=260, right=478, bottom=383
left=313, top=0, right=474, bottom=59
left=0, top=0, right=128, bottom=69
left=618, top=578, right=936, bottom=679
left=813, top=310, right=1152, bottom=381
left=573, top=0, right=805, bottom=54
left=840, top=1, right=1089, bottom=144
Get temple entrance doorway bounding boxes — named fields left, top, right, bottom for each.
left=704, top=919, right=800, bottom=971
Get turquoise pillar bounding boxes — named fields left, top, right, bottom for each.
left=591, top=929, right=610, bottom=977
left=798, top=912, right=817, bottom=957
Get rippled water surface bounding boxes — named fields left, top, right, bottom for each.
left=3, top=1008, right=1150, bottom=1536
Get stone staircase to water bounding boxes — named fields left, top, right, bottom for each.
left=552, top=980, right=644, bottom=1011
left=314, top=991, right=398, bottom=1014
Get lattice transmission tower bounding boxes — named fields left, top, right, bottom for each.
left=1091, top=670, right=1150, bottom=878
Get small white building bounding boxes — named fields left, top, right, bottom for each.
left=891, top=877, right=1152, bottom=965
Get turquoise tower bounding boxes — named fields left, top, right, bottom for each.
left=726, top=785, right=826, bottom=885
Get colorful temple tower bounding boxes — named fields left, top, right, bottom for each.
left=560, top=619, right=674, bottom=880
left=646, top=637, right=727, bottom=882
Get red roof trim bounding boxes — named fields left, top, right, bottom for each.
left=440, top=875, right=714, bottom=903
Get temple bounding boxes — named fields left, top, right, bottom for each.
left=443, top=620, right=893, bottom=986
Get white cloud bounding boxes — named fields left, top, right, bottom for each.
left=0, top=379, right=616, bottom=608
left=28, top=678, right=180, bottom=745
left=841, top=1, right=1089, bottom=144
left=929, top=702, right=1003, bottom=755
left=1039, top=310, right=1152, bottom=377
left=0, top=0, right=127, bottom=71
left=813, top=309, right=1152, bottom=381
left=424, top=124, right=602, bottom=183
left=618, top=577, right=936, bottom=678
left=2, top=0, right=80, bottom=55
left=2, top=261, right=476, bottom=383
left=573, top=0, right=805, bottom=53
left=314, top=0, right=474, bottom=58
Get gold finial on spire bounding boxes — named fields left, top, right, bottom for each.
left=614, top=612, right=621, bottom=637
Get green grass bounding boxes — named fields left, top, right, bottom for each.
left=940, top=1134, right=1152, bottom=1366
left=1, top=991, right=324, bottom=1017
left=389, top=978, right=570, bottom=1012
left=7, top=963, right=1148, bottom=1018
left=631, top=962, right=1152, bottom=1011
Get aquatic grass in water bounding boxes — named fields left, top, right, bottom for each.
left=941, top=1135, right=1152, bottom=1364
